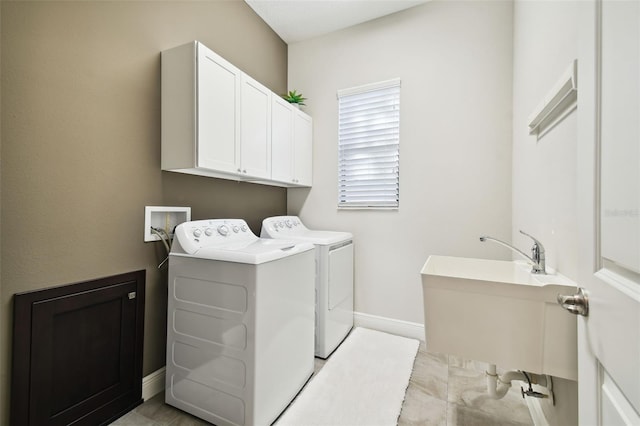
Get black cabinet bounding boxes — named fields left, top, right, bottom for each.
left=11, top=270, right=145, bottom=425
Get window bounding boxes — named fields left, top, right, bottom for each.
left=337, top=79, right=400, bottom=209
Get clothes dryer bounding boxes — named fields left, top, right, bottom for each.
left=261, top=216, right=354, bottom=358
left=165, top=219, right=315, bottom=426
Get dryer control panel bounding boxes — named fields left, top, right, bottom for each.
left=262, top=216, right=306, bottom=235
left=261, top=216, right=353, bottom=246
left=173, top=219, right=257, bottom=254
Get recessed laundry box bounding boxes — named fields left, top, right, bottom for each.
left=166, top=219, right=315, bottom=426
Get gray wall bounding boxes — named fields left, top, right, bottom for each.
left=0, top=1, right=287, bottom=421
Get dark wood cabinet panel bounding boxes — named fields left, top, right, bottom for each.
left=11, top=270, right=145, bottom=425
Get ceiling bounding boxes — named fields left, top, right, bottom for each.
left=244, top=0, right=429, bottom=44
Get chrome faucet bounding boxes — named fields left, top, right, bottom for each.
left=479, top=230, right=546, bottom=274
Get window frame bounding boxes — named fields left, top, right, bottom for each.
left=337, top=78, right=401, bottom=210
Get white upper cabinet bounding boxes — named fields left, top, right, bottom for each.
left=293, top=109, right=313, bottom=186
left=161, top=41, right=241, bottom=176
left=240, top=74, right=271, bottom=179
left=271, top=97, right=313, bottom=187
left=161, top=41, right=311, bottom=187
left=197, top=43, right=241, bottom=173
left=271, top=96, right=295, bottom=183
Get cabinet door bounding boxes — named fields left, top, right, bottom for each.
left=271, top=96, right=294, bottom=183
left=197, top=43, right=241, bottom=173
left=293, top=110, right=313, bottom=186
left=240, top=74, right=272, bottom=179
left=11, top=271, right=145, bottom=426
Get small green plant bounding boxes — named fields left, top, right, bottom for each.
left=282, top=90, right=307, bottom=106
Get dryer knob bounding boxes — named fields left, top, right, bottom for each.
left=285, top=219, right=292, bottom=228
left=217, top=225, right=229, bottom=236
left=204, top=228, right=214, bottom=236
left=232, top=225, right=240, bottom=233
left=193, top=229, right=202, bottom=238
left=240, top=224, right=248, bottom=232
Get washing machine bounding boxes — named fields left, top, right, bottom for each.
left=165, top=219, right=315, bottom=426
left=261, top=216, right=353, bottom=359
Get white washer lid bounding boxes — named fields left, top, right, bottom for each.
left=261, top=216, right=352, bottom=246
left=265, top=229, right=352, bottom=246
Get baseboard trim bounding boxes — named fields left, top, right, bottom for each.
left=142, top=367, right=165, bottom=401
left=353, top=311, right=425, bottom=342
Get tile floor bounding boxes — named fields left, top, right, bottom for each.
left=112, top=343, right=533, bottom=426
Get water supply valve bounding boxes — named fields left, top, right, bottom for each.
left=521, top=387, right=548, bottom=399
left=520, top=370, right=552, bottom=402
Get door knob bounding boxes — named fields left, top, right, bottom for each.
left=557, top=287, right=589, bottom=316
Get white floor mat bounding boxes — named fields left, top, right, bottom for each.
left=276, top=327, right=420, bottom=426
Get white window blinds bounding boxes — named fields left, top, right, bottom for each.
left=338, top=79, right=400, bottom=209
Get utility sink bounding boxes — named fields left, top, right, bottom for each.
left=421, top=255, right=577, bottom=380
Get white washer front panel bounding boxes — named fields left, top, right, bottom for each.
left=328, top=243, right=354, bottom=310
left=261, top=215, right=354, bottom=358
left=166, top=220, right=315, bottom=426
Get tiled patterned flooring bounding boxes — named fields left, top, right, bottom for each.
left=112, top=343, right=533, bottom=426
left=399, top=344, right=533, bottom=425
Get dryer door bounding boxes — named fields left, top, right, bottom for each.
left=328, top=242, right=354, bottom=310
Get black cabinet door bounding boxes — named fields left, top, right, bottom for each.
left=12, top=270, right=145, bottom=426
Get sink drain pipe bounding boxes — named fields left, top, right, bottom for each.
left=485, top=364, right=553, bottom=403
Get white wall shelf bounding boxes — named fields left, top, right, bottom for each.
left=528, top=59, right=578, bottom=137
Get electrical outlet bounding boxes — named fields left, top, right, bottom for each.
left=144, top=206, right=191, bottom=242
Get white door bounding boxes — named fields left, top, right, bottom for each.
left=575, top=1, right=640, bottom=424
